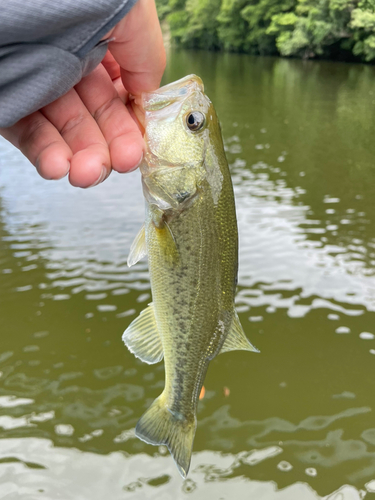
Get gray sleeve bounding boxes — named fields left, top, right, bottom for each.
left=0, top=0, right=138, bottom=128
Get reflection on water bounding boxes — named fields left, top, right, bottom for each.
left=0, top=438, right=369, bottom=499
left=1, top=50, right=375, bottom=497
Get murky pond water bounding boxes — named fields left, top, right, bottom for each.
left=1, top=49, right=375, bottom=499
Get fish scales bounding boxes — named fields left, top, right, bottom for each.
left=147, top=175, right=236, bottom=411
left=123, top=75, right=258, bottom=478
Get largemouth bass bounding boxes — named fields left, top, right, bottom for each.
left=123, top=74, right=258, bottom=478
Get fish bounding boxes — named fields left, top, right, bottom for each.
left=123, top=74, right=259, bottom=478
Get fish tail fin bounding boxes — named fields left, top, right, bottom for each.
left=135, top=394, right=196, bottom=478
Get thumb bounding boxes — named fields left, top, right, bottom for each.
left=108, top=0, right=166, bottom=96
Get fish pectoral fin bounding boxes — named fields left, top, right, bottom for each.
left=136, top=394, right=196, bottom=479
left=127, top=224, right=147, bottom=268
left=220, top=310, right=260, bottom=354
left=154, top=219, right=179, bottom=265
left=122, top=303, right=163, bottom=364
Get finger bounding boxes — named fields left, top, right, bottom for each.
left=41, top=88, right=111, bottom=188
left=113, top=76, right=129, bottom=103
left=108, top=0, right=166, bottom=95
left=75, top=64, right=144, bottom=173
left=0, top=112, right=72, bottom=180
left=101, top=51, right=121, bottom=81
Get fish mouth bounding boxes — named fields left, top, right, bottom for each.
left=130, top=75, right=204, bottom=128
left=142, top=75, right=204, bottom=112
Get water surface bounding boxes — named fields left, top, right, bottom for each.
left=0, top=50, right=375, bottom=499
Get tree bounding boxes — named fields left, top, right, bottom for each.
left=156, top=0, right=375, bottom=62
left=351, top=1, right=375, bottom=60
left=241, top=0, right=297, bottom=55
left=267, top=0, right=355, bottom=59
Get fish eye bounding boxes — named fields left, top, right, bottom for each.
left=186, top=111, right=205, bottom=132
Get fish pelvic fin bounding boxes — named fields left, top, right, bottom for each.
left=135, top=394, right=196, bottom=479
left=122, top=303, right=163, bottom=364
left=220, top=310, right=260, bottom=354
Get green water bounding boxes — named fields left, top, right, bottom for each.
left=1, top=50, right=375, bottom=499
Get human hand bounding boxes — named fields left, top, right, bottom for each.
left=0, top=0, right=165, bottom=188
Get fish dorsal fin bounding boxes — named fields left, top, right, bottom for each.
left=220, top=310, right=260, bottom=354
left=127, top=224, right=147, bottom=268
left=122, top=303, right=164, bottom=364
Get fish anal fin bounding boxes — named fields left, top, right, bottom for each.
left=127, top=224, right=147, bottom=268
left=220, top=310, right=260, bottom=354
left=122, top=303, right=163, bottom=364
left=135, top=394, right=196, bottom=478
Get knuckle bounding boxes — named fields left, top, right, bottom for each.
left=18, top=116, right=46, bottom=153
left=93, top=97, right=119, bottom=123
left=59, top=112, right=86, bottom=137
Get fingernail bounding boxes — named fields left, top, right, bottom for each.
left=87, top=166, right=108, bottom=188
left=127, top=153, right=144, bottom=173
left=35, top=159, right=70, bottom=180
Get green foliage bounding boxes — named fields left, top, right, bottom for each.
left=351, top=2, right=375, bottom=59
left=156, top=0, right=375, bottom=62
left=240, top=0, right=297, bottom=54
left=168, top=9, right=189, bottom=41
left=183, top=0, right=222, bottom=49
left=166, top=0, right=221, bottom=49
left=155, top=0, right=172, bottom=19
left=268, top=0, right=354, bottom=58
left=216, top=0, right=250, bottom=51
